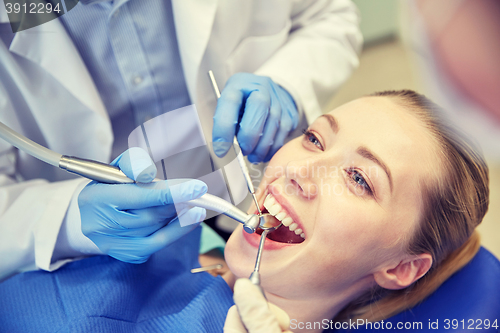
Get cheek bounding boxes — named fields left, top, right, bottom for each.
left=262, top=139, right=303, bottom=179
left=311, top=200, right=396, bottom=268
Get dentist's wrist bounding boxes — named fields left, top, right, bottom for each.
left=53, top=179, right=101, bottom=263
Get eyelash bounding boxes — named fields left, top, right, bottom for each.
left=302, top=129, right=323, bottom=150
left=302, top=129, right=374, bottom=197
left=346, top=168, right=373, bottom=196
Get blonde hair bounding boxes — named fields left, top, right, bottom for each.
left=338, top=90, right=489, bottom=322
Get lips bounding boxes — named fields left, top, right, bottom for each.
left=243, top=183, right=306, bottom=248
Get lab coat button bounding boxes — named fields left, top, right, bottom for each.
left=133, top=76, right=143, bottom=85
left=113, top=9, right=120, bottom=17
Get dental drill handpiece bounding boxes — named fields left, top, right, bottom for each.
left=208, top=71, right=263, bottom=217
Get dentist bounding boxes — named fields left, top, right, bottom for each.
left=0, top=0, right=362, bottom=281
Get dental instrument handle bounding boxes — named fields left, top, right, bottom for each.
left=249, top=271, right=266, bottom=298
left=249, top=229, right=269, bottom=298
left=208, top=70, right=221, bottom=99
left=208, top=70, right=263, bottom=216
left=253, top=229, right=268, bottom=272
left=59, top=156, right=135, bottom=184
left=0, top=120, right=62, bottom=167
left=233, top=142, right=263, bottom=215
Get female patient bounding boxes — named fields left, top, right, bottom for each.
left=223, top=89, right=489, bottom=330
left=0, top=90, right=489, bottom=332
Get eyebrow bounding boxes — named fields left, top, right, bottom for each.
left=320, top=114, right=339, bottom=134
left=356, top=146, right=393, bottom=193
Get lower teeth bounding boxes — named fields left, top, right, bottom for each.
left=267, top=223, right=305, bottom=244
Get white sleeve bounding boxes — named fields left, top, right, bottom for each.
left=0, top=172, right=96, bottom=281
left=255, top=0, right=363, bottom=124
left=0, top=57, right=101, bottom=281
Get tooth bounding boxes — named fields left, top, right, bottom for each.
left=294, top=228, right=302, bottom=235
left=268, top=203, right=282, bottom=216
left=262, top=197, right=271, bottom=210
left=264, top=195, right=281, bottom=215
left=264, top=194, right=275, bottom=206
left=289, top=223, right=298, bottom=231
left=275, top=211, right=287, bottom=221
left=282, top=216, right=293, bottom=227
left=300, top=233, right=305, bottom=239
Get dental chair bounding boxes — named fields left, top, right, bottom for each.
left=333, top=246, right=500, bottom=332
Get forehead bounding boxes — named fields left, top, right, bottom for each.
left=325, top=96, right=440, bottom=210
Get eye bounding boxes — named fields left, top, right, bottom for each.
left=346, top=168, right=373, bottom=196
left=302, top=129, right=324, bottom=150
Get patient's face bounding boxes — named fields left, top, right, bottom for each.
left=225, top=96, right=439, bottom=301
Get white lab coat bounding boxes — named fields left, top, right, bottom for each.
left=0, top=0, right=362, bottom=280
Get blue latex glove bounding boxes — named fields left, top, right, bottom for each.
left=78, top=147, right=207, bottom=264
left=213, top=73, right=299, bottom=163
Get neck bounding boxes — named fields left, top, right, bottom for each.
left=265, top=285, right=361, bottom=333
left=224, top=272, right=372, bottom=333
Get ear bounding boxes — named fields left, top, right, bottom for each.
left=373, top=254, right=433, bottom=290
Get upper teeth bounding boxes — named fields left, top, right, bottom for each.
left=263, top=194, right=305, bottom=239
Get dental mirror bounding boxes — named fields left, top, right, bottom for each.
left=258, top=213, right=283, bottom=232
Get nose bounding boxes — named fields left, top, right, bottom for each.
left=285, top=157, right=323, bottom=200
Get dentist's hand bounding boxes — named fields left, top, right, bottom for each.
left=224, top=279, right=292, bottom=333
left=213, top=73, right=299, bottom=163
left=78, top=147, right=207, bottom=264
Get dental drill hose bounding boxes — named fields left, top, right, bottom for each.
left=0, top=121, right=62, bottom=167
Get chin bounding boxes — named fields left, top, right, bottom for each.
left=224, top=226, right=257, bottom=279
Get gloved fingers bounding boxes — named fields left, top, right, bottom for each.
left=213, top=88, right=245, bottom=157
left=105, top=240, right=151, bottom=264
left=268, top=303, right=291, bottom=332
left=114, top=203, right=186, bottom=229
left=263, top=114, right=294, bottom=162
left=107, top=179, right=207, bottom=210
left=115, top=205, right=203, bottom=238
left=83, top=232, right=149, bottom=264
left=233, top=279, right=285, bottom=333
left=247, top=95, right=281, bottom=163
left=135, top=209, right=205, bottom=255
left=275, top=85, right=298, bottom=130
left=104, top=209, right=204, bottom=264
left=111, top=147, right=157, bottom=183
left=237, top=90, right=271, bottom=155
left=223, top=305, right=247, bottom=333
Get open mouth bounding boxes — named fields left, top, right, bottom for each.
left=256, top=193, right=305, bottom=244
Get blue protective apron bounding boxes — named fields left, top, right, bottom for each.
left=0, top=227, right=234, bottom=332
